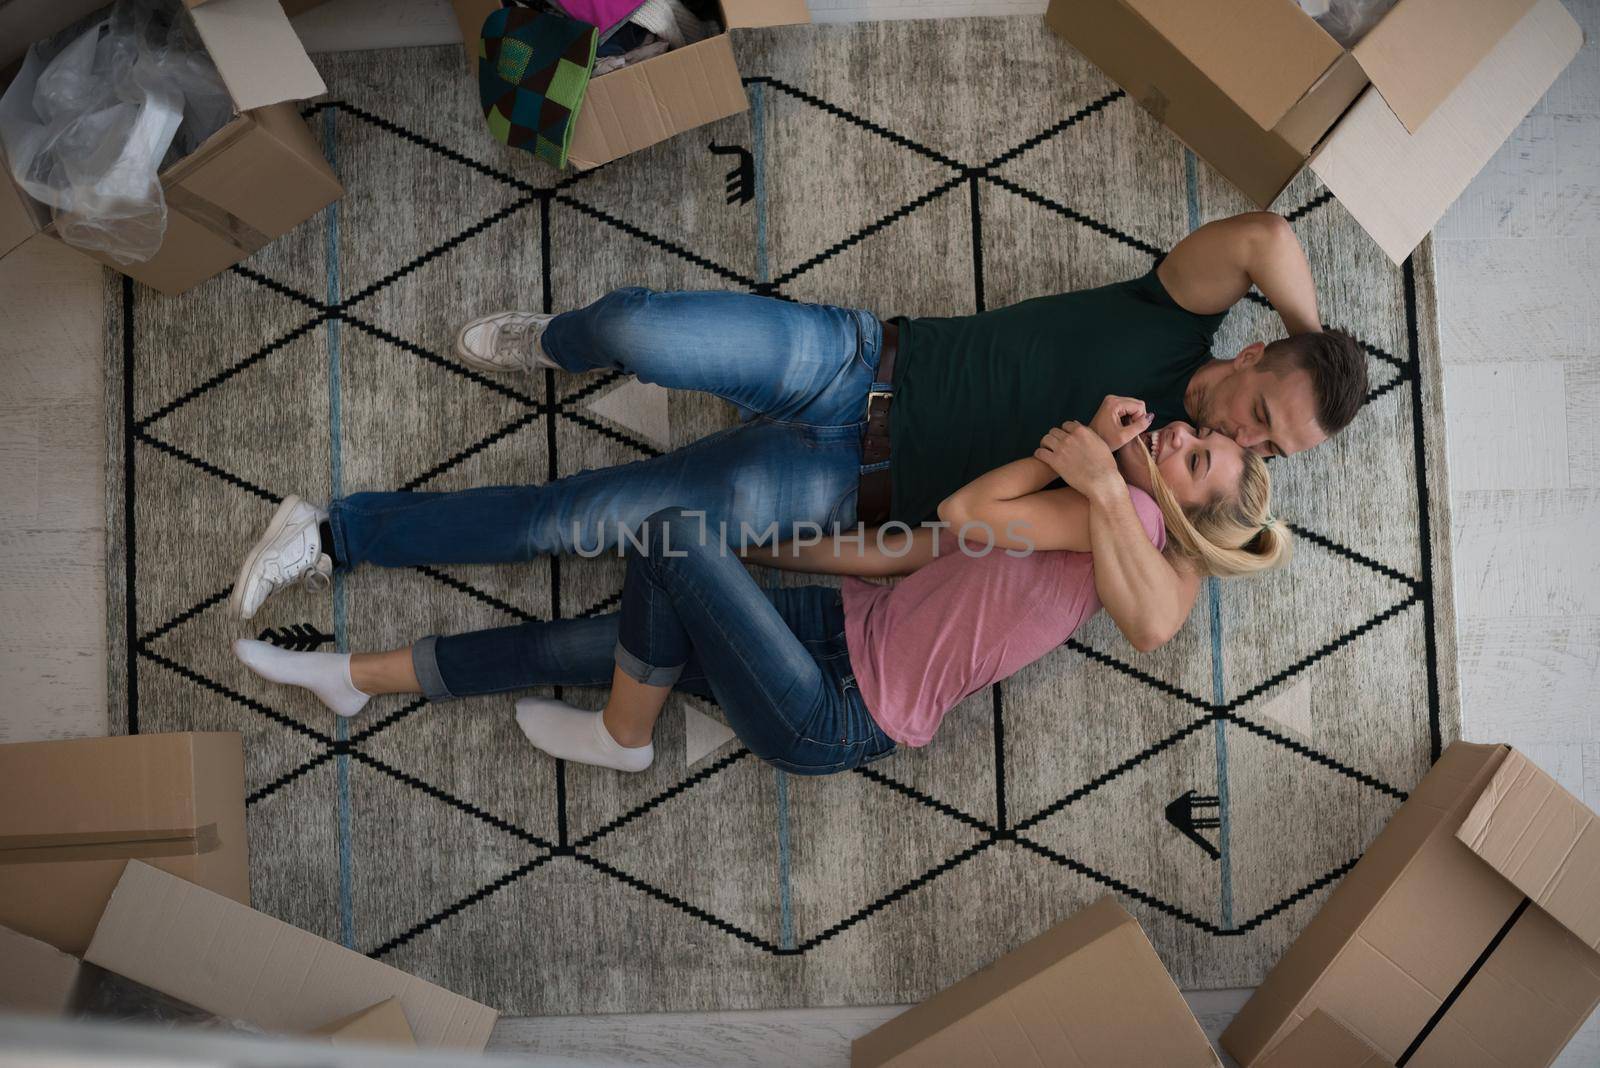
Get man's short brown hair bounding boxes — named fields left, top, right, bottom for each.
left=1261, top=328, right=1367, bottom=437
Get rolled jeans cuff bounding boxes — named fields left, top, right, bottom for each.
left=613, top=641, right=684, bottom=687
left=412, top=636, right=454, bottom=701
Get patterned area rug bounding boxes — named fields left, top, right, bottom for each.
left=105, top=17, right=1459, bottom=1014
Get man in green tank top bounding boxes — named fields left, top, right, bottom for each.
left=318, top=213, right=1366, bottom=657
left=882, top=211, right=1366, bottom=648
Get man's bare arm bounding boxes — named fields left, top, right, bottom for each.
left=1083, top=479, right=1202, bottom=652
left=1157, top=211, right=1321, bottom=336
left=1026, top=404, right=1201, bottom=653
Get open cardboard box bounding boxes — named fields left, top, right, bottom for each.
left=82, top=861, right=498, bottom=1049
left=1046, top=0, right=1583, bottom=263
left=0, top=0, right=341, bottom=294
left=451, top=0, right=809, bottom=169
left=1222, top=742, right=1600, bottom=1068
left=2, top=924, right=430, bottom=1050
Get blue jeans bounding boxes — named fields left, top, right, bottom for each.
left=412, top=508, right=896, bottom=775
left=328, top=288, right=883, bottom=564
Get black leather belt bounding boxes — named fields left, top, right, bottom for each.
left=857, top=320, right=898, bottom=526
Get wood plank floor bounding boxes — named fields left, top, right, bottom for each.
left=1, top=1, right=1594, bottom=1063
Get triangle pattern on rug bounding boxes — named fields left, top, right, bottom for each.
left=684, top=702, right=736, bottom=767
left=586, top=377, right=673, bottom=451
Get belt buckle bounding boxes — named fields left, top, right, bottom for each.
left=866, top=384, right=893, bottom=420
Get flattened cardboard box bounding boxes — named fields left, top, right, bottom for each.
left=1045, top=0, right=1581, bottom=263
left=0, top=732, right=249, bottom=956
left=451, top=0, right=809, bottom=169
left=851, top=896, right=1220, bottom=1067
left=1222, top=742, right=1600, bottom=1068
left=86, top=861, right=498, bottom=1051
left=0, top=0, right=341, bottom=294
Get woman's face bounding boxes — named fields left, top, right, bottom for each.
left=1117, top=420, right=1245, bottom=511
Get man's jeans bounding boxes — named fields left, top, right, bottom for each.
left=328, top=288, right=884, bottom=566
left=412, top=507, right=896, bottom=775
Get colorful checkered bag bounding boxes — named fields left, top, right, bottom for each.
left=478, top=7, right=598, bottom=168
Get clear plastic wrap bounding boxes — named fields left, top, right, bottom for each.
left=1297, top=0, right=1400, bottom=47
left=75, top=963, right=264, bottom=1035
left=0, top=0, right=233, bottom=264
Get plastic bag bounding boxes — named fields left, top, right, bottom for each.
left=1297, top=0, right=1400, bottom=46
left=75, top=963, right=265, bottom=1035
left=0, top=0, right=233, bottom=264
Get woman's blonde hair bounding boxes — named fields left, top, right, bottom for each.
left=1136, top=439, right=1292, bottom=578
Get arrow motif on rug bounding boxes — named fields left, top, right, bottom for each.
left=257, top=623, right=334, bottom=652
left=1166, top=790, right=1222, bottom=861
left=708, top=140, right=754, bottom=205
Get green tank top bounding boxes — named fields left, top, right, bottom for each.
left=888, top=268, right=1227, bottom=523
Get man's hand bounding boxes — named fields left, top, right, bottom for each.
left=1088, top=394, right=1155, bottom=451
left=1036, top=420, right=1122, bottom=496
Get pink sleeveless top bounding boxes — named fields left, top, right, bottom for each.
left=842, top=488, right=1166, bottom=747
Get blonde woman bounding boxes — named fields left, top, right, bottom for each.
left=233, top=395, right=1288, bottom=774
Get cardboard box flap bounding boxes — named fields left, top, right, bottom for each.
left=85, top=861, right=498, bottom=1050
left=721, top=0, right=810, bottom=30
left=1126, top=0, right=1344, bottom=130
left=1308, top=0, right=1580, bottom=264
left=1256, top=1011, right=1392, bottom=1067
left=852, top=896, right=1220, bottom=1067
left=0, top=172, right=45, bottom=261
left=312, top=998, right=417, bottom=1047
left=187, top=0, right=326, bottom=111
left=1351, top=0, right=1539, bottom=133
left=0, top=924, right=85, bottom=1016
left=1456, top=749, right=1600, bottom=950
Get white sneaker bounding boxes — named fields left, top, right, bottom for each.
left=454, top=311, right=560, bottom=374
left=229, top=495, right=333, bottom=621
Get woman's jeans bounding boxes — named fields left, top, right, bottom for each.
left=327, top=288, right=884, bottom=565
left=412, top=508, right=896, bottom=776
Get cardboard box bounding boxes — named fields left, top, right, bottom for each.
left=1256, top=1010, right=1393, bottom=1068
left=1045, top=0, right=1582, bottom=263
left=0, top=0, right=342, bottom=294
left=1221, top=743, right=1600, bottom=1068
left=85, top=861, right=499, bottom=1050
left=312, top=998, right=418, bottom=1047
left=451, top=0, right=810, bottom=169
left=851, top=896, right=1220, bottom=1066
left=0, top=923, right=87, bottom=1017
left=0, top=732, right=249, bottom=956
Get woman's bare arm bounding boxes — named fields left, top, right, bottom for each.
left=936, top=456, right=1092, bottom=552
left=743, top=525, right=943, bottom=577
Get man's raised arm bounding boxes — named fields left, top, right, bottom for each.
left=1156, top=211, right=1321, bottom=336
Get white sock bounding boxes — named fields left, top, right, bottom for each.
left=514, top=697, right=654, bottom=773
left=233, top=638, right=370, bottom=718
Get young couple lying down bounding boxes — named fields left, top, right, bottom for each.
left=229, top=210, right=1368, bottom=774
left=231, top=395, right=1284, bottom=775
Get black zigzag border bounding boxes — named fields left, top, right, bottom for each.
left=119, top=81, right=1444, bottom=960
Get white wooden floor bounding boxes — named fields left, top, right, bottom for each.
left=1, top=1, right=1595, bottom=1064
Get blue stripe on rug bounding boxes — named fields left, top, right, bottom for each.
left=1185, top=148, right=1234, bottom=930
left=324, top=108, right=354, bottom=951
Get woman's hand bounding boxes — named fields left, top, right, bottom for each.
left=1089, top=394, right=1155, bottom=451
left=1036, top=420, right=1123, bottom=496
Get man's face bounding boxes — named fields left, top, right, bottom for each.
left=1195, top=343, right=1326, bottom=458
